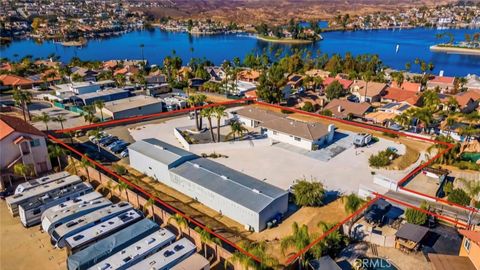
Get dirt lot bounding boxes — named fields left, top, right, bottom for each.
left=0, top=200, right=66, bottom=270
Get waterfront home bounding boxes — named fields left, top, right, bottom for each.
left=440, top=94, right=478, bottom=114
left=145, top=72, right=167, bottom=85
left=427, top=75, right=455, bottom=93
left=70, top=67, right=98, bottom=82
left=390, top=81, right=422, bottom=92
left=205, top=66, right=226, bottom=82
left=0, top=74, right=35, bottom=89
left=102, top=60, right=119, bottom=70
left=0, top=115, right=51, bottom=190
left=322, top=77, right=353, bottom=91
left=99, top=95, right=164, bottom=120
left=350, top=80, right=387, bottom=103
left=323, top=99, right=372, bottom=119
left=177, top=66, right=192, bottom=81
left=305, top=69, right=331, bottom=79
left=381, top=87, right=419, bottom=103
left=114, top=65, right=140, bottom=80
left=237, top=69, right=261, bottom=83
left=465, top=74, right=480, bottom=90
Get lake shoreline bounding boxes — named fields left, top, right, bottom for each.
left=430, top=45, right=480, bottom=56
left=255, top=35, right=316, bottom=44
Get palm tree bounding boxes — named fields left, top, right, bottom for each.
left=48, top=144, right=66, bottom=170
left=393, top=113, right=410, bottom=129
left=226, top=119, right=248, bottom=141
left=33, top=112, right=51, bottom=131
left=94, top=100, right=105, bottom=122
left=342, top=194, right=365, bottom=235
left=12, top=88, right=32, bottom=121
left=187, top=94, right=207, bottom=131
left=114, top=181, right=130, bottom=202
left=53, top=115, right=66, bottom=130
left=143, top=197, right=156, bottom=221
left=82, top=105, right=97, bottom=124
left=281, top=222, right=311, bottom=269
left=317, top=221, right=345, bottom=257
left=13, top=163, right=32, bottom=181
left=79, top=156, right=92, bottom=182
left=194, top=226, right=221, bottom=259
left=200, top=107, right=215, bottom=142
left=361, top=71, right=373, bottom=102
left=168, top=213, right=188, bottom=239
left=212, top=106, right=226, bottom=142
left=457, top=178, right=480, bottom=207
left=226, top=241, right=277, bottom=270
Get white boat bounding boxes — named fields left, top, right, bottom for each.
left=396, top=44, right=400, bottom=53
left=18, top=182, right=93, bottom=227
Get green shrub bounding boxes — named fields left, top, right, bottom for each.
left=113, top=164, right=127, bottom=175
left=291, top=178, right=325, bottom=207
left=447, top=189, right=471, bottom=206
left=301, top=101, right=315, bottom=112
left=405, top=201, right=429, bottom=225
left=368, top=149, right=399, bottom=168
left=453, top=161, right=480, bottom=171
left=319, top=109, right=333, bottom=116
left=443, top=182, right=453, bottom=196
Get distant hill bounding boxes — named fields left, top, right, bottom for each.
left=132, top=0, right=458, bottom=24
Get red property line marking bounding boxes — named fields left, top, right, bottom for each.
left=285, top=197, right=381, bottom=265
left=47, top=134, right=261, bottom=264
left=373, top=192, right=469, bottom=229
left=57, top=97, right=255, bottom=133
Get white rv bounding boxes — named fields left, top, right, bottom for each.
left=65, top=210, right=143, bottom=254
left=15, top=172, right=70, bottom=194
left=41, top=191, right=103, bottom=225
left=18, top=182, right=93, bottom=227
left=6, top=175, right=82, bottom=216
left=41, top=193, right=108, bottom=234
left=129, top=238, right=196, bottom=270
left=87, top=228, right=176, bottom=270
left=50, top=202, right=132, bottom=248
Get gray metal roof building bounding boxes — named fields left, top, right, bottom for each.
left=128, top=139, right=288, bottom=232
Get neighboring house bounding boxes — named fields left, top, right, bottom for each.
left=235, top=106, right=286, bottom=128
left=0, top=74, right=35, bottom=89
left=305, top=69, right=331, bottom=79
left=145, top=73, right=167, bottom=85
left=52, top=80, right=115, bottom=95
left=323, top=99, right=372, bottom=119
left=390, top=81, right=422, bottom=92
left=237, top=70, right=261, bottom=83
left=261, top=117, right=335, bottom=151
left=382, top=87, right=419, bottom=103
left=350, top=80, right=388, bottom=103
left=70, top=67, right=98, bottom=82
left=458, top=229, right=480, bottom=270
left=440, top=94, right=478, bottom=114
left=287, top=74, right=304, bottom=89
left=73, top=88, right=130, bottom=106
left=465, top=74, right=480, bottom=90
left=100, top=95, right=164, bottom=120
left=427, top=76, right=455, bottom=93
left=205, top=66, right=226, bottom=82
left=0, top=115, right=52, bottom=189
left=322, top=77, right=353, bottom=91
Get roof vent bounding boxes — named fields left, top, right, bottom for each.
left=193, top=163, right=200, bottom=168
left=252, top=189, right=261, bottom=194
left=220, top=175, right=229, bottom=180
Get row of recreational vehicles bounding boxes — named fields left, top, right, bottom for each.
left=5, top=172, right=210, bottom=270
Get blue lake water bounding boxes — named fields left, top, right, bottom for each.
left=1, top=27, right=479, bottom=76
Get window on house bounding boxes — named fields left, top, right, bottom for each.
left=294, top=137, right=301, bottom=142
left=464, top=238, right=471, bottom=252
left=30, top=139, right=41, bottom=147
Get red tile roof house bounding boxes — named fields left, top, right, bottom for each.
left=382, top=87, right=419, bottom=103
left=440, top=92, right=479, bottom=114
left=426, top=76, right=455, bottom=93
left=0, top=74, right=35, bottom=90
left=350, top=80, right=388, bottom=103
left=390, top=81, right=422, bottom=92
left=0, top=115, right=52, bottom=190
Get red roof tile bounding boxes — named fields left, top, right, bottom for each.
left=323, top=77, right=353, bottom=89
left=0, top=74, right=34, bottom=86
left=0, top=115, right=45, bottom=140
left=391, top=81, right=421, bottom=92
left=459, top=229, right=480, bottom=246
left=383, top=87, right=418, bottom=102
left=429, top=76, right=455, bottom=84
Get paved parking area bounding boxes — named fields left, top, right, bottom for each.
left=30, top=105, right=87, bottom=131
left=128, top=112, right=418, bottom=195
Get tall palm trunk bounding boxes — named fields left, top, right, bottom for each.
left=57, top=156, right=62, bottom=170
left=207, top=117, right=215, bottom=142
left=216, top=118, right=221, bottom=142
left=21, top=101, right=27, bottom=122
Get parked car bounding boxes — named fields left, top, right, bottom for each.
left=120, top=149, right=129, bottom=158
left=112, top=142, right=129, bottom=154
left=107, top=140, right=124, bottom=150
left=98, top=135, right=113, bottom=145
left=101, top=136, right=118, bottom=146
left=89, top=132, right=107, bottom=143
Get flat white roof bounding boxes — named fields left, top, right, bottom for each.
left=171, top=253, right=210, bottom=270
left=75, top=88, right=128, bottom=100
left=103, top=95, right=163, bottom=113
left=15, top=172, right=70, bottom=194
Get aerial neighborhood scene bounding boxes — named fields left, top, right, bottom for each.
left=1, top=0, right=480, bottom=270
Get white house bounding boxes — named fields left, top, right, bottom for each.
left=235, top=106, right=336, bottom=151
left=0, top=115, right=52, bottom=189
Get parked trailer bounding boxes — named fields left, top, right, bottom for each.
left=87, top=228, right=175, bottom=270
left=6, top=175, right=82, bottom=216
left=67, top=218, right=160, bottom=270
left=15, top=172, right=70, bottom=194
left=65, top=209, right=143, bottom=255
left=129, top=238, right=196, bottom=270
left=18, top=182, right=93, bottom=227
left=42, top=196, right=110, bottom=235
left=51, top=202, right=132, bottom=248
